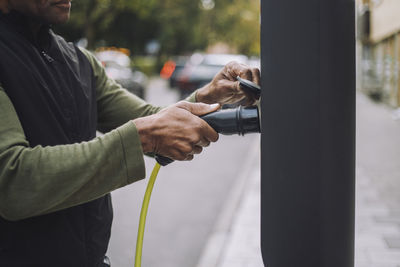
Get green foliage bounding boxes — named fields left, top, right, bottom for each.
left=54, top=0, right=260, bottom=57
left=198, top=0, right=260, bottom=55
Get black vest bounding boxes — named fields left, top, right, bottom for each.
left=0, top=12, right=112, bottom=267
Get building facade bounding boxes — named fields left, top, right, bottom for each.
left=358, top=0, right=400, bottom=107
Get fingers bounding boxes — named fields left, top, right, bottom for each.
left=237, top=66, right=254, bottom=82
left=185, top=155, right=194, bottom=161
left=175, top=113, right=217, bottom=160
left=226, top=61, right=260, bottom=84
left=176, top=101, right=219, bottom=142
left=196, top=61, right=260, bottom=105
left=237, top=92, right=256, bottom=106
left=219, top=62, right=260, bottom=105
left=177, top=101, right=220, bottom=116
left=150, top=102, right=219, bottom=162
left=183, top=144, right=208, bottom=161
left=192, top=145, right=203, bottom=155
left=197, top=138, right=211, bottom=148
left=251, top=68, right=261, bottom=86
left=170, top=144, right=205, bottom=161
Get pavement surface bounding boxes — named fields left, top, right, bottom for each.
left=355, top=93, right=400, bottom=267
left=196, top=91, right=400, bottom=267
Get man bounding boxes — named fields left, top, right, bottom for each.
left=0, top=0, right=260, bottom=266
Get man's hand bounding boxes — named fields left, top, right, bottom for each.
left=133, top=101, right=220, bottom=161
left=196, top=61, right=260, bottom=106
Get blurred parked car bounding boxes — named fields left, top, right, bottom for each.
left=170, top=56, right=189, bottom=89
left=175, top=53, right=248, bottom=99
left=95, top=48, right=148, bottom=99
left=160, top=56, right=189, bottom=89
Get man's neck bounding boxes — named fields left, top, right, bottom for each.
left=27, top=19, right=43, bottom=35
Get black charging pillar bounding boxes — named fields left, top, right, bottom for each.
left=261, top=1, right=355, bottom=267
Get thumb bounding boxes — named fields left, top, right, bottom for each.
left=177, top=101, right=220, bottom=116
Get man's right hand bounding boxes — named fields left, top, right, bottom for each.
left=132, top=101, right=220, bottom=161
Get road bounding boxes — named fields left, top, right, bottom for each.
left=106, top=78, right=259, bottom=267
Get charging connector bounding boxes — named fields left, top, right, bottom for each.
left=135, top=77, right=261, bottom=266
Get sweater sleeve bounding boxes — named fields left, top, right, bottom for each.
left=0, top=47, right=201, bottom=221
left=0, top=85, right=146, bottom=221
left=79, top=48, right=163, bottom=132
left=79, top=48, right=198, bottom=131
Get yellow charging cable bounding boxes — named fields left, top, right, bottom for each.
left=135, top=162, right=161, bottom=267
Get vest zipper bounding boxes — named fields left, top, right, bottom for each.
left=41, top=50, right=54, bottom=63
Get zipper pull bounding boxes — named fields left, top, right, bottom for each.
left=41, top=51, right=54, bottom=63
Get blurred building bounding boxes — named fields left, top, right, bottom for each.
left=357, top=0, right=400, bottom=106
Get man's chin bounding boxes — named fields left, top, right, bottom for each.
left=55, top=15, right=70, bottom=24
left=39, top=5, right=71, bottom=25
left=44, top=13, right=70, bottom=25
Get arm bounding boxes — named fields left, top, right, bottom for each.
left=79, top=48, right=163, bottom=133
left=195, top=61, right=260, bottom=106
left=87, top=54, right=260, bottom=162
left=0, top=87, right=145, bottom=221
left=80, top=48, right=201, bottom=132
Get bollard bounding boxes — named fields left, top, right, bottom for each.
left=260, top=1, right=355, bottom=266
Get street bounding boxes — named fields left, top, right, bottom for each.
left=106, top=78, right=259, bottom=267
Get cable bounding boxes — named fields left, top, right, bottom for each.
left=134, top=79, right=261, bottom=264
left=135, top=162, right=161, bottom=267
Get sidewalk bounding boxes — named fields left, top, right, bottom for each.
left=355, top=92, right=400, bottom=267
left=197, top=91, right=400, bottom=267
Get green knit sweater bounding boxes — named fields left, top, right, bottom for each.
left=0, top=48, right=196, bottom=221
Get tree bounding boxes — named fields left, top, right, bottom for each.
left=55, top=0, right=260, bottom=57
left=56, top=0, right=157, bottom=49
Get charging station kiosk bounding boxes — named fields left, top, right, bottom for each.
left=261, top=1, right=355, bottom=266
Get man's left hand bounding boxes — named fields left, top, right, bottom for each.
left=195, top=61, right=260, bottom=106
